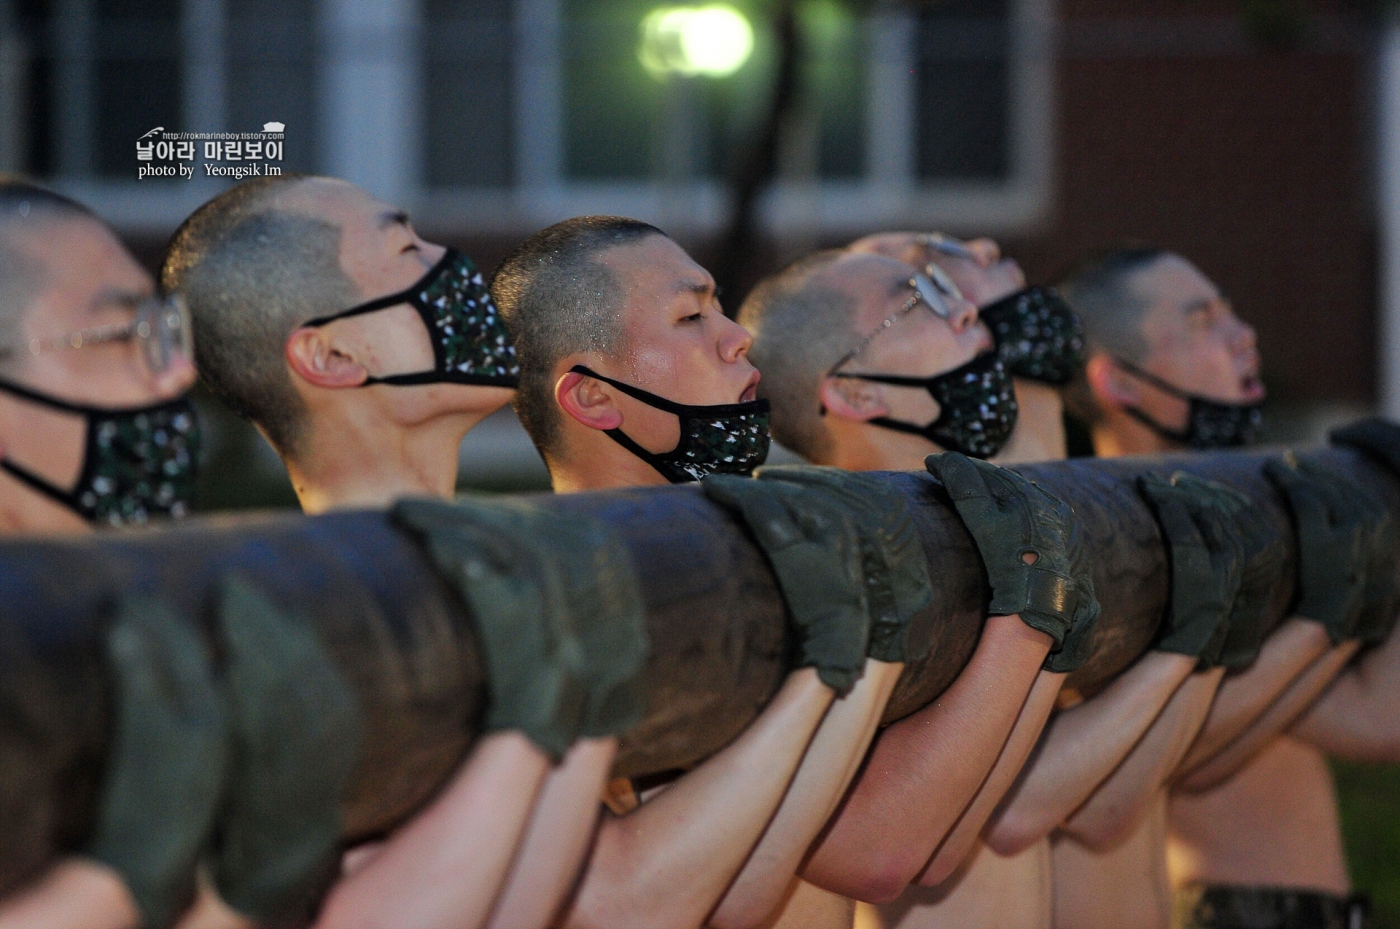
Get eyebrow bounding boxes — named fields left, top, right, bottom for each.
left=377, top=209, right=412, bottom=231
left=679, top=278, right=715, bottom=298
left=1180, top=296, right=1216, bottom=315
left=89, top=287, right=150, bottom=314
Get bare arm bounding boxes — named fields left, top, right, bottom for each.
left=313, top=732, right=550, bottom=929
left=561, top=669, right=834, bottom=929
left=485, top=738, right=618, bottom=929
left=1179, top=642, right=1359, bottom=791
left=710, top=660, right=904, bottom=929
left=0, top=861, right=139, bottom=929
left=799, top=616, right=1052, bottom=904
left=1293, top=619, right=1400, bottom=762
left=916, top=667, right=1065, bottom=885
left=985, top=651, right=1195, bottom=856
left=1178, top=618, right=1331, bottom=774
left=1062, top=668, right=1224, bottom=851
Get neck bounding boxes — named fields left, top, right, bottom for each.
left=549, top=427, right=672, bottom=493
left=287, top=409, right=483, bottom=514
left=822, top=421, right=939, bottom=472
left=992, top=381, right=1067, bottom=465
left=1091, top=408, right=1180, bottom=458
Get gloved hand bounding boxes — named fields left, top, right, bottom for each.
left=394, top=496, right=649, bottom=754
left=1357, top=511, right=1400, bottom=646
left=703, top=474, right=870, bottom=695
left=84, top=596, right=227, bottom=929
left=451, top=497, right=649, bottom=740
left=1137, top=472, right=1244, bottom=668
left=1265, top=456, right=1377, bottom=643
left=924, top=453, right=1096, bottom=661
left=1331, top=417, right=1400, bottom=476
left=754, top=464, right=934, bottom=664
left=1044, top=516, right=1102, bottom=673
left=210, top=575, right=360, bottom=922
left=1217, top=484, right=1289, bottom=669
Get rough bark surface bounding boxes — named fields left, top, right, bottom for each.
left=0, top=445, right=1394, bottom=894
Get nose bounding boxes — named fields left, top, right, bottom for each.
left=717, top=313, right=753, bottom=364
left=1228, top=315, right=1257, bottom=355
left=947, top=295, right=979, bottom=333
left=153, top=349, right=198, bottom=399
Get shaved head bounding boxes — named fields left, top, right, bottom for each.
left=162, top=175, right=359, bottom=454
left=490, top=216, right=665, bottom=458
left=737, top=249, right=855, bottom=461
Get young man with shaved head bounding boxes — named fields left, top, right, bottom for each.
left=736, top=233, right=1212, bottom=929
left=0, top=178, right=203, bottom=929
left=492, top=215, right=908, bottom=929
left=1061, top=247, right=1369, bottom=929
left=162, top=174, right=617, bottom=929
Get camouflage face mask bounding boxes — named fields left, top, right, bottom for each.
left=0, top=376, right=201, bottom=526
left=831, top=350, right=1019, bottom=459
left=980, top=285, right=1086, bottom=386
left=569, top=365, right=771, bottom=484
left=304, top=249, right=520, bottom=388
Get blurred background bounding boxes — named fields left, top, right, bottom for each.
left=5, top=0, right=1400, bottom=919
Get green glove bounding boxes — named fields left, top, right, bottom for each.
left=924, top=452, right=1093, bottom=654
left=703, top=474, right=871, bottom=695
left=1264, top=457, right=1375, bottom=643
left=1217, top=484, right=1290, bottom=669
left=1357, top=510, right=1400, bottom=646
left=755, top=464, right=935, bottom=664
left=392, top=496, right=648, bottom=751
left=450, top=496, right=649, bottom=739
left=1044, top=516, right=1102, bottom=673
left=84, top=596, right=227, bottom=929
left=1331, top=417, right=1400, bottom=475
left=1137, top=472, right=1244, bottom=667
left=210, top=576, right=360, bottom=922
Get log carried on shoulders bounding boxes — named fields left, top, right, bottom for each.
left=0, top=444, right=1394, bottom=895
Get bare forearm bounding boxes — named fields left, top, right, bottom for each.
left=564, top=669, right=834, bottom=929
left=918, top=667, right=1064, bottom=884
left=987, top=652, right=1193, bottom=855
left=315, top=732, right=550, bottom=929
left=1064, top=669, right=1223, bottom=850
left=0, top=861, right=140, bottom=929
left=1181, top=644, right=1358, bottom=789
left=1180, top=619, right=1330, bottom=772
left=1294, top=629, right=1400, bottom=762
left=802, top=616, right=1052, bottom=903
left=712, top=660, right=902, bottom=929
left=486, top=739, right=617, bottom=929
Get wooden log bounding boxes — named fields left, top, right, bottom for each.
left=0, top=444, right=1394, bottom=895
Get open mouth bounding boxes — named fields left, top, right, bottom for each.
left=739, top=372, right=760, bottom=403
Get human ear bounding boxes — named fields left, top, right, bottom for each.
left=819, top=376, right=889, bottom=422
left=1085, top=355, right=1139, bottom=410
left=284, top=328, right=369, bottom=389
left=555, top=369, right=624, bottom=432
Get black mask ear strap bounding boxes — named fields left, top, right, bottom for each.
left=0, top=458, right=83, bottom=514
left=600, top=427, right=686, bottom=484
left=569, top=365, right=691, bottom=416
left=1122, top=405, right=1192, bottom=445
left=303, top=249, right=459, bottom=328
left=1113, top=358, right=1191, bottom=401
left=362, top=370, right=519, bottom=388
left=0, top=374, right=95, bottom=415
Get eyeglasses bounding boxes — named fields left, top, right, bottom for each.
left=826, top=269, right=968, bottom=376
left=3, top=295, right=193, bottom=376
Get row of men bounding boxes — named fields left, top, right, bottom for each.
left=0, top=172, right=1394, bottom=929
